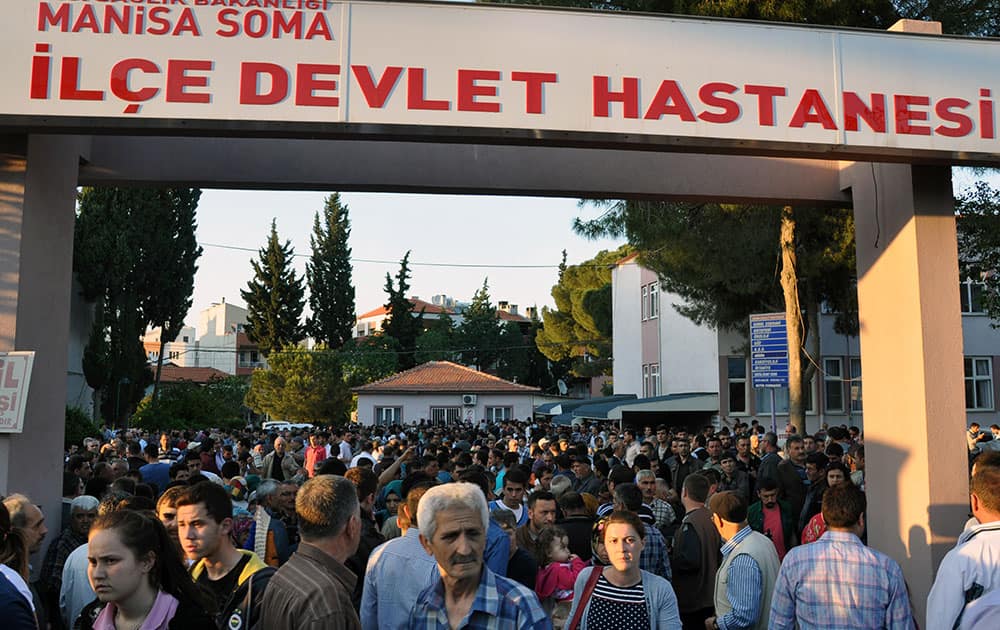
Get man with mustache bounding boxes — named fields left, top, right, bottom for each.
left=747, top=478, right=795, bottom=561
left=409, top=482, right=551, bottom=629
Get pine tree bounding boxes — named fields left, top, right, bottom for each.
left=382, top=252, right=423, bottom=369
left=535, top=247, right=627, bottom=377
left=241, top=219, right=306, bottom=355
left=306, top=194, right=355, bottom=349
left=458, top=279, right=502, bottom=371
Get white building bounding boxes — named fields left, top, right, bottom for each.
left=353, top=361, right=540, bottom=426
left=612, top=255, right=1000, bottom=431
left=142, top=300, right=262, bottom=377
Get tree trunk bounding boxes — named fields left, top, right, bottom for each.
left=803, top=287, right=821, bottom=408
left=91, top=387, right=101, bottom=423
left=780, top=206, right=806, bottom=435
left=152, top=337, right=166, bottom=404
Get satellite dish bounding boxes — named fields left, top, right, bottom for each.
left=557, top=379, right=568, bottom=396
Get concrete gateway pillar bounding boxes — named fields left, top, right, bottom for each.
left=841, top=160, right=969, bottom=625
left=0, top=134, right=86, bottom=570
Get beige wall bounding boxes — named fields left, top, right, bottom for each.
left=844, top=161, right=968, bottom=626
left=0, top=134, right=86, bottom=575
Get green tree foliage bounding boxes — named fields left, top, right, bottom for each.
left=486, top=0, right=899, bottom=27
left=381, top=252, right=424, bottom=369
left=457, top=279, right=503, bottom=370
left=244, top=345, right=351, bottom=424
left=536, top=246, right=630, bottom=377
left=132, top=376, right=249, bottom=431
left=524, top=317, right=567, bottom=392
left=65, top=406, right=102, bottom=451
left=74, top=187, right=201, bottom=424
left=496, top=320, right=531, bottom=383
left=341, top=335, right=401, bottom=387
left=306, top=194, right=355, bottom=349
left=488, top=0, right=1000, bottom=34
left=241, top=219, right=306, bottom=356
left=957, top=182, right=1000, bottom=324
left=894, top=1, right=1000, bottom=36
left=81, top=317, right=110, bottom=419
left=140, top=188, right=203, bottom=401
left=415, top=314, right=458, bottom=364
left=576, top=201, right=857, bottom=429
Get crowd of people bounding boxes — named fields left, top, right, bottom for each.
left=0, top=416, right=996, bottom=629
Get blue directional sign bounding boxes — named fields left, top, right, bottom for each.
left=750, top=313, right=789, bottom=388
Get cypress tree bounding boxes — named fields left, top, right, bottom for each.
left=241, top=219, right=306, bottom=355
left=458, top=279, right=502, bottom=371
left=306, top=193, right=355, bottom=349
left=382, top=251, right=423, bottom=369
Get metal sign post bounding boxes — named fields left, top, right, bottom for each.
left=750, top=314, right=789, bottom=434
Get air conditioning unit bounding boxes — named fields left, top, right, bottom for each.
left=462, top=394, right=477, bottom=406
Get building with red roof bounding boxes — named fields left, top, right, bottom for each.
left=353, top=360, right=540, bottom=426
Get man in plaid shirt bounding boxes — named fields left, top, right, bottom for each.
left=408, top=482, right=551, bottom=630
left=769, top=484, right=914, bottom=629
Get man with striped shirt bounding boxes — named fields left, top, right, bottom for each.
left=258, top=475, right=362, bottom=629
left=704, top=492, right=779, bottom=630
left=769, top=485, right=914, bottom=629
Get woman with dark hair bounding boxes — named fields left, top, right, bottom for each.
left=75, top=510, right=215, bottom=630
left=565, top=510, right=680, bottom=629
left=589, top=517, right=610, bottom=567
left=0, top=501, right=36, bottom=629
left=801, top=461, right=854, bottom=544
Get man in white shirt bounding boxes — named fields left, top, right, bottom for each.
left=338, top=431, right=354, bottom=464
left=59, top=542, right=92, bottom=627
left=928, top=452, right=1000, bottom=629
left=967, top=423, right=987, bottom=454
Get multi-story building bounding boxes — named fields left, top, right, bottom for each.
left=612, top=255, right=1000, bottom=431
left=354, top=296, right=533, bottom=338
left=142, top=300, right=262, bottom=376
left=354, top=297, right=455, bottom=338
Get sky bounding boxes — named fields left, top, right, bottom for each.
left=185, top=191, right=626, bottom=328
left=184, top=167, right=1000, bottom=330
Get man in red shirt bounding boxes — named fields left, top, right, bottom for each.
left=304, top=432, right=330, bottom=478
left=747, top=477, right=796, bottom=560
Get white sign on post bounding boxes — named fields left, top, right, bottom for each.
left=0, top=352, right=35, bottom=434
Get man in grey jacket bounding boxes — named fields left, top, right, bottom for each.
left=261, top=437, right=302, bottom=481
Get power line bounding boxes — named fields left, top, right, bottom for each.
left=198, top=241, right=617, bottom=270
left=152, top=337, right=609, bottom=358
left=199, top=241, right=563, bottom=269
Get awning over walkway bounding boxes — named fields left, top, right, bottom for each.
left=535, top=395, right=637, bottom=417
left=572, top=392, right=719, bottom=421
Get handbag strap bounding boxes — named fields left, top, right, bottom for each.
left=566, top=566, right=603, bottom=630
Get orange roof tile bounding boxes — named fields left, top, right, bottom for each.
left=236, top=332, right=258, bottom=347
left=353, top=361, right=539, bottom=394
left=157, top=365, right=231, bottom=384
left=357, top=298, right=452, bottom=320
left=498, top=310, right=530, bottom=323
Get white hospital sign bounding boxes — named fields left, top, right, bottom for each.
left=0, top=352, right=35, bottom=434
left=1, top=1, right=998, bottom=162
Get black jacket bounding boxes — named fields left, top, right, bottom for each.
left=557, top=515, right=595, bottom=562
left=218, top=565, right=275, bottom=630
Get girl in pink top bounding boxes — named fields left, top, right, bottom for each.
left=534, top=526, right=586, bottom=627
